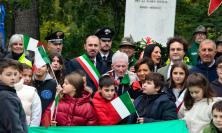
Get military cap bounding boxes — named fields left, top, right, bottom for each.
left=45, top=31, right=64, bottom=44
left=216, top=35, right=222, bottom=45
left=95, top=27, right=114, bottom=41
left=194, top=25, right=207, bottom=35
left=120, top=35, right=136, bottom=48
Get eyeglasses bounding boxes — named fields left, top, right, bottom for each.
left=13, top=43, right=23, bottom=46
left=170, top=48, right=183, bottom=52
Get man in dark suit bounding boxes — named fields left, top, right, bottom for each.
left=69, top=35, right=101, bottom=93
left=95, top=27, right=114, bottom=74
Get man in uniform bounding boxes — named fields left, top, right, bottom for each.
left=45, top=31, right=64, bottom=55
left=95, top=27, right=114, bottom=74
left=119, top=35, right=137, bottom=72
left=187, top=25, right=207, bottom=66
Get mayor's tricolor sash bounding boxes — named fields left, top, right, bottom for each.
left=76, top=54, right=100, bottom=88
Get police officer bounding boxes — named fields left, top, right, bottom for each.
left=45, top=31, right=71, bottom=75
left=95, top=27, right=114, bottom=74
left=45, top=31, right=64, bottom=55
left=187, top=25, right=207, bottom=66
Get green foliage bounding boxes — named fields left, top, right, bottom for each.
left=4, top=0, right=222, bottom=59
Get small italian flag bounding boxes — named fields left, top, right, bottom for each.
left=23, top=35, right=44, bottom=51
left=42, top=93, right=60, bottom=127
left=50, top=94, right=60, bottom=120
left=111, top=92, right=136, bottom=120
left=33, top=46, right=50, bottom=68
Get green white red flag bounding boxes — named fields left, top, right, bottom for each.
left=111, top=92, right=136, bottom=119
left=33, top=46, right=50, bottom=68
left=208, top=0, right=222, bottom=15
left=23, top=35, right=44, bottom=51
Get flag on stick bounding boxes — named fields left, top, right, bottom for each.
left=33, top=46, right=50, bottom=68
left=111, top=92, right=137, bottom=120
left=208, top=0, right=222, bottom=16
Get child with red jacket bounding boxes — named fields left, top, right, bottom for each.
left=92, top=75, right=121, bottom=125
left=41, top=72, right=98, bottom=126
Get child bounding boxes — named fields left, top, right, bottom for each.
left=0, top=59, right=27, bottom=132
left=14, top=63, right=42, bottom=127
left=21, top=64, right=33, bottom=86
left=178, top=73, right=221, bottom=133
left=32, top=64, right=57, bottom=114
left=49, top=52, right=65, bottom=85
left=165, top=63, right=189, bottom=112
left=41, top=72, right=98, bottom=126
left=203, top=101, right=222, bottom=133
left=92, top=75, right=120, bottom=125
left=128, top=72, right=177, bottom=124
left=211, top=55, right=222, bottom=97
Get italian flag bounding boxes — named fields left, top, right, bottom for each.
left=23, top=35, right=44, bottom=51
left=33, top=46, right=50, bottom=68
left=42, top=93, right=60, bottom=127
left=111, top=92, right=136, bottom=119
left=208, top=0, right=222, bottom=15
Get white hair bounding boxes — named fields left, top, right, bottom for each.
left=112, top=51, right=128, bottom=64
left=9, top=34, right=23, bottom=47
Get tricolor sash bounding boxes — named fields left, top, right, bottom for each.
left=76, top=54, right=100, bottom=88
left=176, top=89, right=186, bottom=113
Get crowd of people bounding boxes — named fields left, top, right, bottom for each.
left=1, top=25, right=222, bottom=133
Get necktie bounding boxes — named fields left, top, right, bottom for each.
left=102, top=56, right=107, bottom=61
left=102, top=56, right=107, bottom=65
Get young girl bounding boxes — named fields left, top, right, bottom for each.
left=49, top=52, right=65, bottom=85
left=41, top=72, right=98, bottom=126
left=21, top=64, right=33, bottom=86
left=165, top=63, right=189, bottom=112
left=178, top=73, right=221, bottom=133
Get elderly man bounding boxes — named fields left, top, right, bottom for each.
left=69, top=35, right=101, bottom=93
left=190, top=39, right=217, bottom=82
left=105, top=51, right=137, bottom=96
left=187, top=25, right=207, bottom=66
left=158, top=36, right=190, bottom=80
left=95, top=27, right=114, bottom=74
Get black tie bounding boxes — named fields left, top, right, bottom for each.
left=102, top=56, right=107, bottom=61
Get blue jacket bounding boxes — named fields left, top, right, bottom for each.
left=189, top=61, right=217, bottom=82
left=33, top=74, right=57, bottom=114
left=127, top=93, right=177, bottom=123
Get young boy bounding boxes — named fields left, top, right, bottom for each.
left=92, top=75, right=120, bottom=125
left=33, top=64, right=57, bottom=114
left=211, top=56, right=222, bottom=97
left=128, top=72, right=177, bottom=124
left=0, top=59, right=27, bottom=132
left=203, top=101, right=222, bottom=133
